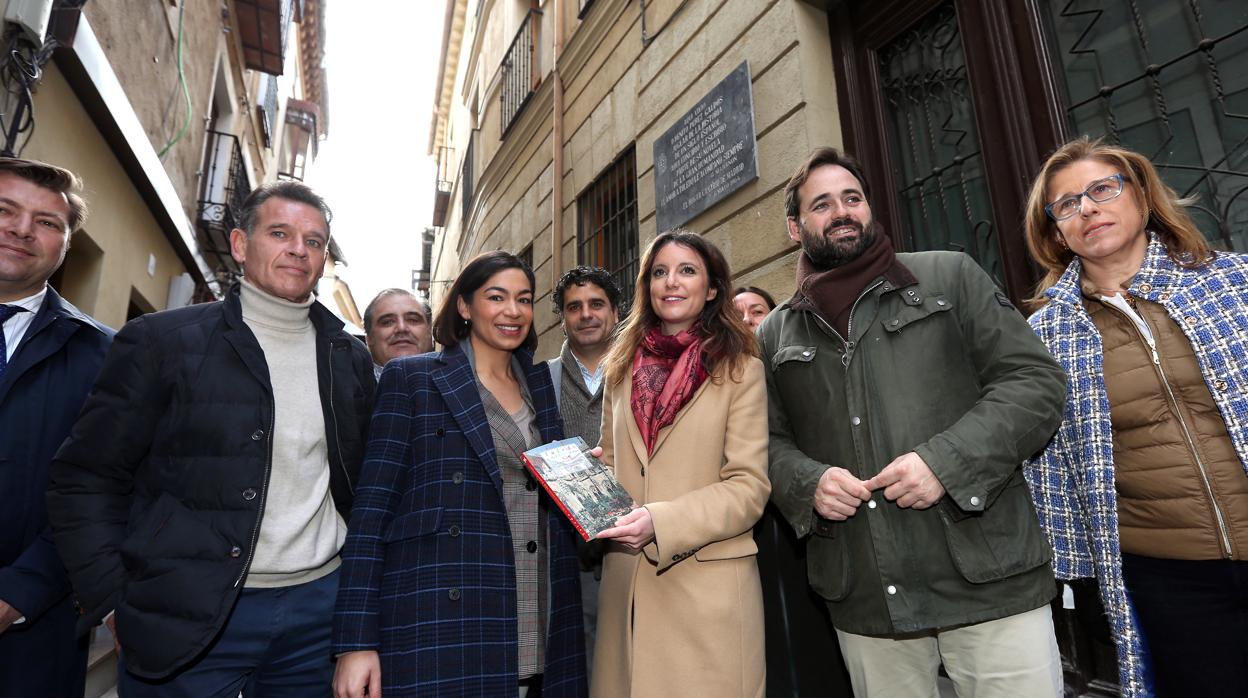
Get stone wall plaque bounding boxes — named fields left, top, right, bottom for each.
left=654, top=61, right=759, bottom=232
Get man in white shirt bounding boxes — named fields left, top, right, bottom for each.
left=546, top=265, right=621, bottom=675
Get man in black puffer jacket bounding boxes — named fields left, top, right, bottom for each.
left=48, top=181, right=375, bottom=695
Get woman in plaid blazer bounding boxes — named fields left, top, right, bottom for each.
left=332, top=251, right=587, bottom=698
left=1023, top=138, right=1248, bottom=697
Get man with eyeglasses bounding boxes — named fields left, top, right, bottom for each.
left=760, top=147, right=1068, bottom=697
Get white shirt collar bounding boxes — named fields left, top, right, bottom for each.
left=6, top=286, right=47, bottom=313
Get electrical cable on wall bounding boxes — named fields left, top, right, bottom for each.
left=0, top=27, right=56, bottom=158
left=157, top=0, right=192, bottom=158
left=638, top=0, right=692, bottom=47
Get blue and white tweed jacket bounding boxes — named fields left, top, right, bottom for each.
left=1025, top=235, right=1248, bottom=698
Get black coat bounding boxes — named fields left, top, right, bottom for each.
left=0, top=288, right=110, bottom=697
left=47, top=285, right=375, bottom=679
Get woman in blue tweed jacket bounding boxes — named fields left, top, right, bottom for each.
left=332, top=251, right=587, bottom=698
left=1023, top=137, right=1248, bottom=697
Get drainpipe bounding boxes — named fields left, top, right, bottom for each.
left=551, top=0, right=565, bottom=285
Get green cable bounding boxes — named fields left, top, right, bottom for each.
left=157, top=1, right=192, bottom=159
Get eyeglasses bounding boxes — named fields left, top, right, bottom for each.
left=1044, top=173, right=1126, bottom=222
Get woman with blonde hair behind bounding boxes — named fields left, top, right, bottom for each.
left=1024, top=137, right=1248, bottom=697
left=591, top=230, right=769, bottom=697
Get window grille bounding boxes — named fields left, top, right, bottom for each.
left=500, top=8, right=542, bottom=136
left=577, top=147, right=639, bottom=310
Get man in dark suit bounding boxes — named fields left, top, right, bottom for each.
left=0, top=158, right=111, bottom=698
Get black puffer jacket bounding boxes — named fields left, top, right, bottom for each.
left=47, top=285, right=374, bottom=679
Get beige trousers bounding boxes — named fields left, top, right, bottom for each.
left=835, top=605, right=1062, bottom=698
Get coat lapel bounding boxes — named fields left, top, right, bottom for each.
left=0, top=295, right=72, bottom=403
left=221, top=291, right=273, bottom=392
left=431, top=344, right=502, bottom=494
left=523, top=347, right=564, bottom=444
left=616, top=377, right=649, bottom=467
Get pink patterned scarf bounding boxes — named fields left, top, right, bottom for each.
left=630, top=325, right=708, bottom=456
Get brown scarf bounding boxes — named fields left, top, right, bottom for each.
left=795, top=230, right=912, bottom=338
left=630, top=325, right=708, bottom=456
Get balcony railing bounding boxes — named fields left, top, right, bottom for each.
left=500, top=8, right=542, bottom=137
left=258, top=73, right=280, bottom=147
left=461, top=134, right=475, bottom=226
left=197, top=129, right=251, bottom=274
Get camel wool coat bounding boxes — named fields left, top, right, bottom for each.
left=590, top=356, right=770, bottom=698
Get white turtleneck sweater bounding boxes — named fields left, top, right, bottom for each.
left=239, top=279, right=345, bottom=588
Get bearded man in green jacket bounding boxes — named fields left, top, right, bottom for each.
left=760, top=147, right=1067, bottom=698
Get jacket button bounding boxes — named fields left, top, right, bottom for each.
left=1158, top=292, right=1170, bottom=302
left=452, top=471, right=464, bottom=484
left=867, top=500, right=877, bottom=509
left=886, top=585, right=897, bottom=595
left=671, top=555, right=680, bottom=561
left=640, top=466, right=646, bottom=477
left=242, top=488, right=257, bottom=501
left=526, top=540, right=538, bottom=554
left=1215, top=380, right=1228, bottom=391
left=888, top=319, right=900, bottom=327
left=1185, top=316, right=1197, bottom=325
left=1139, top=283, right=1153, bottom=293
left=448, top=588, right=461, bottom=601
left=230, top=546, right=242, bottom=558
left=448, top=525, right=461, bottom=537
left=251, top=429, right=264, bottom=441
left=936, top=299, right=947, bottom=307
left=436, top=428, right=446, bottom=437
left=802, top=350, right=811, bottom=357
left=851, top=416, right=861, bottom=426
left=969, top=496, right=981, bottom=506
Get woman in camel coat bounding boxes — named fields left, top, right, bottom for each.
left=591, top=230, right=770, bottom=698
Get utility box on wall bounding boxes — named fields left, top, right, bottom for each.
left=4, top=0, right=54, bottom=43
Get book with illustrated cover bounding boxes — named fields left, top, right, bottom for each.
left=521, top=436, right=637, bottom=541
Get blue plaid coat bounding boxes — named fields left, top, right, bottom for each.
left=333, top=343, right=588, bottom=697
left=1026, top=236, right=1248, bottom=697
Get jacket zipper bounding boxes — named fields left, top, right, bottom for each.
left=810, top=279, right=884, bottom=369
left=235, top=400, right=276, bottom=588
left=327, top=340, right=354, bottom=494
left=1106, top=303, right=1233, bottom=558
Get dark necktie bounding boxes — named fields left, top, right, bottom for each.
left=0, top=303, right=26, bottom=380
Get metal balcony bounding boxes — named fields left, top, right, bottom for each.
left=500, top=8, right=542, bottom=137
left=196, top=131, right=251, bottom=278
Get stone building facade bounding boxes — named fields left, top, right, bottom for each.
left=13, top=0, right=349, bottom=331
left=427, top=1, right=1248, bottom=692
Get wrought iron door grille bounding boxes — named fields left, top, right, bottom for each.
left=501, top=9, right=543, bottom=137
left=877, top=1, right=1004, bottom=284
left=578, top=147, right=640, bottom=311
left=1044, top=0, right=1248, bottom=250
